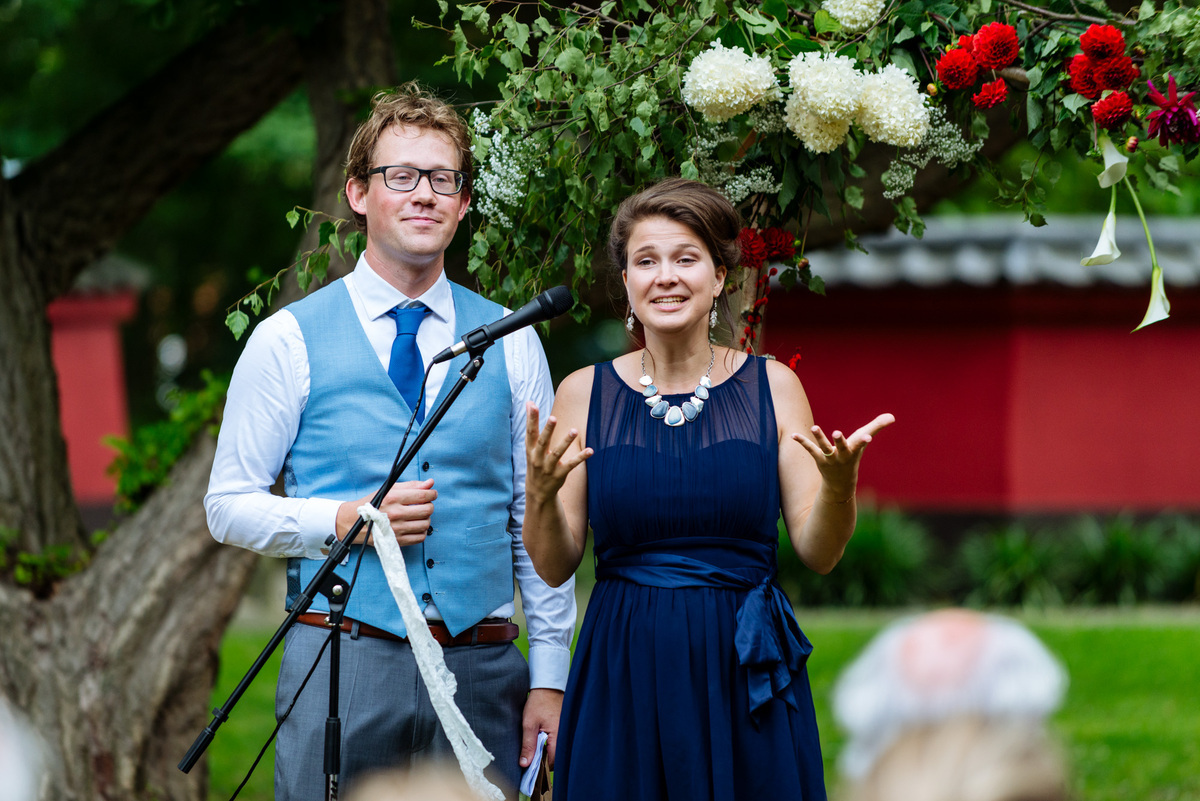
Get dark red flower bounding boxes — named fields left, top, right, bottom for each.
left=1091, top=91, right=1133, bottom=130
left=972, top=78, right=1008, bottom=109
left=937, top=48, right=979, bottom=90
left=972, top=22, right=1019, bottom=70
left=737, top=228, right=767, bottom=270
left=787, top=349, right=802, bottom=371
left=1145, top=75, right=1200, bottom=145
left=956, top=34, right=974, bottom=53
left=760, top=227, right=795, bottom=262
left=1079, top=24, right=1125, bottom=61
left=1091, top=54, right=1139, bottom=90
left=1067, top=54, right=1101, bottom=99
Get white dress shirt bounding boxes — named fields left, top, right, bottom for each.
left=205, top=257, right=574, bottom=689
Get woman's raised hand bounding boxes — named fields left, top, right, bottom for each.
left=792, top=413, right=895, bottom=502
left=525, top=403, right=593, bottom=504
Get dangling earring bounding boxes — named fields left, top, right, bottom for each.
left=626, top=310, right=635, bottom=332
left=709, top=303, right=719, bottom=329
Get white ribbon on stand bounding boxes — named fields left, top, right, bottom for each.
left=358, top=504, right=506, bottom=801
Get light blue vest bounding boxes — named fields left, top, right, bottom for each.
left=284, top=279, right=514, bottom=636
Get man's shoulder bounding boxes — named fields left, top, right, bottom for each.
left=447, top=281, right=506, bottom=316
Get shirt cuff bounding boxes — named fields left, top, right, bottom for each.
left=299, top=497, right=344, bottom=559
left=527, top=644, right=572, bottom=691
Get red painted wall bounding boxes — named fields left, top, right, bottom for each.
left=766, top=285, right=1200, bottom=514
left=47, top=292, right=137, bottom=505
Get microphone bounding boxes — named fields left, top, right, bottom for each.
left=431, top=285, right=574, bottom=364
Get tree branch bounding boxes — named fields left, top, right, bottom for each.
left=12, top=12, right=311, bottom=300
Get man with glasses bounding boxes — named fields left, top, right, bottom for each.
left=205, top=83, right=574, bottom=799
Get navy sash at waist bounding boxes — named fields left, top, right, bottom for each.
left=596, top=541, right=812, bottom=718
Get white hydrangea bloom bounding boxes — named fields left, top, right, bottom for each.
left=785, top=92, right=851, bottom=153
left=682, top=40, right=780, bottom=122
left=856, top=64, right=930, bottom=148
left=823, top=0, right=887, bottom=33
left=787, top=51, right=862, bottom=123
left=470, top=109, right=541, bottom=229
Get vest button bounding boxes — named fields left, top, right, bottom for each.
left=426, top=526, right=434, bottom=536
left=426, top=558, right=435, bottom=569
left=422, top=592, right=432, bottom=603
left=422, top=461, right=431, bottom=471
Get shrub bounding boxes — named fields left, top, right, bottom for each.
left=959, top=525, right=1065, bottom=608
left=1160, top=516, right=1200, bottom=602
left=1066, top=515, right=1168, bottom=605
left=777, top=503, right=933, bottom=607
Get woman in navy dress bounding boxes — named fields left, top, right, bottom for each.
left=522, top=178, right=894, bottom=800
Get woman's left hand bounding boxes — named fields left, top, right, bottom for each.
left=792, top=413, right=895, bottom=502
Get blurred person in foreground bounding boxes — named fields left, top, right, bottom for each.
left=522, top=177, right=895, bottom=800
left=0, top=697, right=43, bottom=801
left=204, top=83, right=575, bottom=798
left=834, top=609, right=1071, bottom=801
left=343, top=763, right=494, bottom=801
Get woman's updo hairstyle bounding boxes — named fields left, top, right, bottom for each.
left=608, top=177, right=742, bottom=274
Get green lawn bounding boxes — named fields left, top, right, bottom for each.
left=208, top=607, right=1200, bottom=801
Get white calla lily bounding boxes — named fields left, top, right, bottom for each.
left=1081, top=188, right=1121, bottom=266
left=1133, top=265, right=1171, bottom=331
left=1097, top=136, right=1128, bottom=188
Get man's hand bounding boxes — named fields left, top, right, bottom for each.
left=520, top=688, right=564, bottom=770
left=335, top=479, right=437, bottom=546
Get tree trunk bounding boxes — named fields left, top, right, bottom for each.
left=0, top=8, right=314, bottom=799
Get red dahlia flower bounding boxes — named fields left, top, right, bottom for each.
left=972, top=22, right=1019, bottom=70
left=737, top=228, right=767, bottom=270
left=760, top=227, right=796, bottom=262
left=1091, top=55, right=1139, bottom=90
left=937, top=48, right=979, bottom=90
left=1091, top=91, right=1133, bottom=130
left=1079, top=24, right=1125, bottom=61
left=972, top=78, right=1008, bottom=109
left=1146, top=75, right=1200, bottom=145
left=1067, top=54, right=1101, bottom=99
left=956, top=34, right=974, bottom=53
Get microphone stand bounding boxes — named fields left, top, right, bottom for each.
left=180, top=348, right=491, bottom=801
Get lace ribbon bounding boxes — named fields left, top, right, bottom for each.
left=358, top=504, right=505, bottom=801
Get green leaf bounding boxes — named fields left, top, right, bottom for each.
left=226, top=310, right=250, bottom=341
left=1063, top=93, right=1089, bottom=114
left=1026, top=65, right=1044, bottom=92
left=285, top=209, right=300, bottom=229
left=1026, top=94, right=1043, bottom=131
left=461, top=4, right=490, bottom=33
left=1160, top=155, right=1181, bottom=173
left=813, top=9, right=841, bottom=35
left=1043, top=161, right=1063, bottom=184
left=681, top=158, right=700, bottom=181
left=808, top=274, right=826, bottom=295
left=1029, top=211, right=1047, bottom=227
left=889, top=49, right=919, bottom=80
left=1138, top=0, right=1156, bottom=20
left=845, top=185, right=864, bottom=210
left=317, top=220, right=336, bottom=247
left=555, top=46, right=587, bottom=77
left=780, top=36, right=821, bottom=55
left=630, top=117, right=649, bottom=137
left=893, top=25, right=917, bottom=44
left=499, top=46, right=524, bottom=72
left=979, top=0, right=992, bottom=13
left=310, top=251, right=331, bottom=286
left=734, top=6, right=779, bottom=36
left=502, top=14, right=531, bottom=53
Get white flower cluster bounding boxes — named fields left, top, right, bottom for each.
left=822, top=0, right=887, bottom=33
left=747, top=104, right=786, bottom=135
left=470, top=109, right=541, bottom=229
left=682, top=40, right=779, bottom=122
left=881, top=161, right=917, bottom=200
left=857, top=65, right=930, bottom=148
left=881, top=107, right=984, bottom=200
left=789, top=52, right=862, bottom=123
left=719, top=165, right=782, bottom=205
left=783, top=53, right=928, bottom=154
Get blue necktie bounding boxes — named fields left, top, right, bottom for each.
left=386, top=303, right=431, bottom=422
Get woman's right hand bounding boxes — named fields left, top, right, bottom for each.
left=525, top=402, right=592, bottom=505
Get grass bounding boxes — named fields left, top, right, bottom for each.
left=208, top=606, right=1200, bottom=801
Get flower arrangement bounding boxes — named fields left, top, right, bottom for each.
left=423, top=0, right=1200, bottom=341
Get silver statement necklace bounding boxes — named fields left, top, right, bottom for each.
left=640, top=344, right=714, bottom=427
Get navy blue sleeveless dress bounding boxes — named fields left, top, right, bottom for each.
left=553, top=356, right=827, bottom=801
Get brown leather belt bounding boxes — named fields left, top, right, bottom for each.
left=297, top=612, right=518, bottom=647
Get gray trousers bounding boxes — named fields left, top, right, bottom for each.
left=274, top=622, right=529, bottom=800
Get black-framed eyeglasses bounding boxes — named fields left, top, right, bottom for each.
left=368, top=165, right=466, bottom=195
